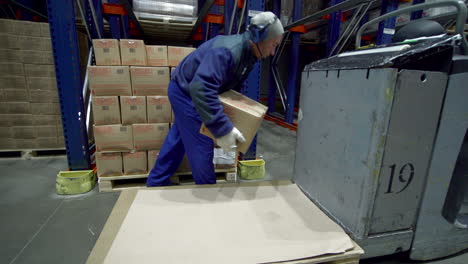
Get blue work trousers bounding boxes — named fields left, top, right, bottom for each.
left=146, top=81, right=216, bottom=186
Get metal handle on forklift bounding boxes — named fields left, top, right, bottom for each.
left=355, top=0, right=468, bottom=53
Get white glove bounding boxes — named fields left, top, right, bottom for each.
left=216, top=127, right=246, bottom=152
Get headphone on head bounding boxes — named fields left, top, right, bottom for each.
left=248, top=15, right=278, bottom=43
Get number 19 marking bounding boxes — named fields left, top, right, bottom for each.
left=386, top=163, right=415, bottom=194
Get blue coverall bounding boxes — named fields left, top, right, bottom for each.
left=146, top=32, right=258, bottom=186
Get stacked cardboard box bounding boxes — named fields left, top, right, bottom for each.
left=0, top=19, right=64, bottom=150
left=92, top=39, right=180, bottom=177
left=92, top=39, right=237, bottom=179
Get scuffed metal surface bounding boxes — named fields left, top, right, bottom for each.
left=304, top=35, right=460, bottom=71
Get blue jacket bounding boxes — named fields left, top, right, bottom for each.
left=172, top=32, right=258, bottom=138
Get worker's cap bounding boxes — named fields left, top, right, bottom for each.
left=250, top=11, right=284, bottom=42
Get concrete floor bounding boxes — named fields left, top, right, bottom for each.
left=0, top=157, right=119, bottom=264
left=0, top=121, right=467, bottom=264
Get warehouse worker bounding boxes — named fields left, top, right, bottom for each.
left=147, top=11, right=284, bottom=187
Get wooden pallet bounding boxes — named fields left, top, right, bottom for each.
left=0, top=148, right=66, bottom=159
left=98, top=168, right=237, bottom=192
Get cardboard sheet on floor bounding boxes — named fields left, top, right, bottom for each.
left=97, top=182, right=355, bottom=264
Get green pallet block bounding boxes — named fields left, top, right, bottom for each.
left=238, top=159, right=265, bottom=180
left=56, top=170, right=96, bottom=195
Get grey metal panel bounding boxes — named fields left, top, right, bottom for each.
left=369, top=71, right=448, bottom=234
left=410, top=71, right=468, bottom=261
left=359, top=230, right=413, bottom=259
left=294, top=68, right=397, bottom=239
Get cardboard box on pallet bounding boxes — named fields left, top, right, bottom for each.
left=28, top=90, right=59, bottom=103
left=32, top=114, right=58, bottom=126
left=0, top=115, right=11, bottom=126
left=120, top=96, right=147, bottom=125
left=0, top=19, right=16, bottom=34
left=57, top=136, right=64, bottom=146
left=40, top=23, right=50, bottom=37
left=12, top=126, right=35, bottom=139
left=92, top=39, right=121, bottom=66
left=0, top=49, right=22, bottom=63
left=123, top=151, right=147, bottom=175
left=0, top=127, right=12, bottom=138
left=24, top=64, right=55, bottom=78
left=3, top=89, right=28, bottom=102
left=0, top=63, right=24, bottom=76
left=14, top=21, right=41, bottom=36
left=9, top=114, right=33, bottom=126
left=0, top=104, right=12, bottom=113
left=0, top=34, right=18, bottom=49
left=0, top=139, right=16, bottom=149
left=147, top=150, right=159, bottom=171
left=0, top=76, right=26, bottom=89
left=92, top=96, right=121, bottom=125
left=31, top=103, right=60, bottom=115
left=120, top=39, right=147, bottom=66
left=0, top=102, right=30, bottom=114
left=96, top=152, right=123, bottom=177
left=130, top=66, right=169, bottom=96
left=35, top=125, right=57, bottom=138
left=11, top=125, right=57, bottom=140
left=88, top=66, right=132, bottom=96
left=167, top=46, right=195, bottom=67
left=14, top=138, right=36, bottom=149
left=26, top=77, right=56, bottom=91
left=94, top=125, right=133, bottom=152
left=56, top=115, right=62, bottom=126
left=200, top=90, right=268, bottom=153
left=56, top=124, right=64, bottom=137
left=35, top=137, right=58, bottom=148
left=17, top=36, right=52, bottom=51
left=147, top=96, right=172, bottom=123
left=146, top=45, right=168, bottom=66
left=20, top=50, right=54, bottom=65
left=132, top=123, right=169, bottom=151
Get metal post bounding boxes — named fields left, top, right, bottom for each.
left=285, top=0, right=301, bottom=124
left=241, top=0, right=265, bottom=160
left=210, top=2, right=220, bottom=40
left=268, top=0, right=281, bottom=113
left=411, top=0, right=425, bottom=20
left=108, top=0, right=122, bottom=39
left=92, top=0, right=104, bottom=37
left=237, top=0, right=247, bottom=33
left=46, top=0, right=91, bottom=170
left=376, top=0, right=399, bottom=45
left=119, top=0, right=144, bottom=37
left=327, top=0, right=343, bottom=56
left=331, top=2, right=373, bottom=55
left=189, top=0, right=214, bottom=40
left=121, top=14, right=129, bottom=38
left=228, top=0, right=239, bottom=35
left=84, top=0, right=97, bottom=38
left=76, top=0, right=92, bottom=41
left=224, top=0, right=234, bottom=35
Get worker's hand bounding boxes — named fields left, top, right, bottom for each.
left=216, top=127, right=246, bottom=152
